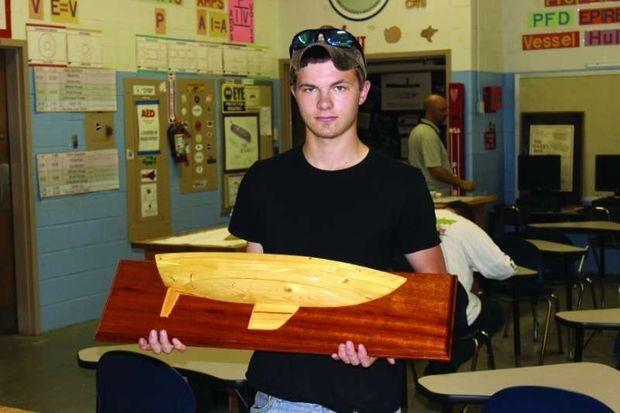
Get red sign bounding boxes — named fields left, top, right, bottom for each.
left=448, top=83, right=465, bottom=196
left=0, top=0, right=11, bottom=38
left=546, top=0, right=620, bottom=6
left=585, top=29, right=620, bottom=45
left=522, top=31, right=580, bottom=51
left=229, top=0, right=253, bottom=43
left=580, top=7, right=620, bottom=24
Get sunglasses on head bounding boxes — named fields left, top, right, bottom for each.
left=288, top=28, right=363, bottom=57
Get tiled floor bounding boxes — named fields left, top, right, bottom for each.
left=1, top=279, right=618, bottom=413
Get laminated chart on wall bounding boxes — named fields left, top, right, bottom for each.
left=67, top=29, right=103, bottom=68
left=167, top=40, right=198, bottom=73
left=246, top=48, right=273, bottom=77
left=36, top=149, right=119, bottom=198
left=26, top=24, right=68, bottom=66
left=34, top=66, right=117, bottom=112
left=136, top=36, right=169, bottom=72
left=222, top=45, right=248, bottom=75
left=196, top=43, right=223, bottom=74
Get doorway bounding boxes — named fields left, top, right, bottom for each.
left=278, top=50, right=451, bottom=155
left=0, top=40, right=39, bottom=335
left=0, top=49, right=17, bottom=333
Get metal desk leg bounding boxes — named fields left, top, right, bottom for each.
left=513, top=286, right=521, bottom=367
left=574, top=328, right=584, bottom=362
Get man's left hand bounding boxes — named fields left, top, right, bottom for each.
left=331, top=340, right=396, bottom=367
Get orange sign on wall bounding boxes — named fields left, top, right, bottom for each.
left=546, top=0, right=619, bottom=5
left=580, top=7, right=620, bottom=24
left=522, top=31, right=580, bottom=50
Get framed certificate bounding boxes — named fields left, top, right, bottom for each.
left=223, top=113, right=260, bottom=172
left=222, top=172, right=245, bottom=212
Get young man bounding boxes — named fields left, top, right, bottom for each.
left=141, top=27, right=446, bottom=412
left=408, top=95, right=475, bottom=195
left=427, top=201, right=515, bottom=374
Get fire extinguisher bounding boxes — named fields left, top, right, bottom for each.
left=167, top=121, right=191, bottom=165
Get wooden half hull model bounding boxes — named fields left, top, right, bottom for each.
left=156, top=252, right=406, bottom=330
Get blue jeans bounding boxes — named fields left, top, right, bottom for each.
left=250, top=391, right=402, bottom=413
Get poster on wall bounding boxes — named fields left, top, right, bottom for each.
left=26, top=24, right=68, bottom=66
left=229, top=0, right=254, bottom=43
left=224, top=113, right=259, bottom=171
left=36, top=149, right=120, bottom=198
left=529, top=124, right=574, bottom=192
left=0, top=0, right=11, bottom=38
left=380, top=72, right=431, bottom=111
left=136, top=100, right=161, bottom=154
left=67, top=29, right=103, bottom=67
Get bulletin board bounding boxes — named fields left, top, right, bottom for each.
left=124, top=78, right=172, bottom=242
left=220, top=79, right=274, bottom=213
left=521, top=112, right=583, bottom=203
left=175, top=79, right=218, bottom=193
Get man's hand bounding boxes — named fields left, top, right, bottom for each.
left=138, top=329, right=186, bottom=354
left=459, top=179, right=476, bottom=191
left=331, top=340, right=395, bottom=368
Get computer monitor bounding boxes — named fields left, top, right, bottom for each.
left=518, top=154, right=561, bottom=191
left=595, top=154, right=620, bottom=195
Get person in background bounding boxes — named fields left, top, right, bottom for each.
left=426, top=200, right=515, bottom=374
left=408, top=94, right=476, bottom=195
left=140, top=26, right=447, bottom=412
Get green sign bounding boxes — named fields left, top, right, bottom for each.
left=528, top=9, right=574, bottom=27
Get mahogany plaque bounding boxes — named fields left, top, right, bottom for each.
left=96, top=260, right=457, bottom=360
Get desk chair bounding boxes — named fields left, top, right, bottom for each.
left=579, top=205, right=619, bottom=307
left=96, top=350, right=197, bottom=413
left=481, top=385, right=613, bottom=413
left=481, top=236, right=560, bottom=366
left=491, top=204, right=529, bottom=237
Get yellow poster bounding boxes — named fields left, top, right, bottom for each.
left=209, top=10, right=228, bottom=39
left=51, top=0, right=79, bottom=24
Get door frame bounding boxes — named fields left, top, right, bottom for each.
left=0, top=39, right=39, bottom=335
left=278, top=49, right=452, bottom=152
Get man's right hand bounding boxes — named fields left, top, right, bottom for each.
left=138, top=329, right=186, bottom=354
left=459, top=179, right=476, bottom=191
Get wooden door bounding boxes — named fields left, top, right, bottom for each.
left=0, top=50, right=17, bottom=333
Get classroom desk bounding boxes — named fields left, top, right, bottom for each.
left=131, top=226, right=248, bottom=259
left=526, top=239, right=587, bottom=311
left=556, top=308, right=620, bottom=362
left=434, top=195, right=497, bottom=229
left=418, top=362, right=620, bottom=413
left=78, top=344, right=253, bottom=412
left=529, top=221, right=620, bottom=305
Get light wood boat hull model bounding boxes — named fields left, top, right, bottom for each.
left=156, top=252, right=406, bottom=330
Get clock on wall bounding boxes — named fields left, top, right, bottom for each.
left=328, top=0, right=389, bottom=21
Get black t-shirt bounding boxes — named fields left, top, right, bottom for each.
left=229, top=147, right=439, bottom=413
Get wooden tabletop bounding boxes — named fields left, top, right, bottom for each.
left=418, top=362, right=620, bottom=409
left=0, top=407, right=38, bottom=413
left=433, top=195, right=497, bottom=206
left=556, top=308, right=620, bottom=329
left=530, top=221, right=620, bottom=233
left=526, top=239, right=587, bottom=254
left=132, top=226, right=247, bottom=251
left=78, top=344, right=252, bottom=382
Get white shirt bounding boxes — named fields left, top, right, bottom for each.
left=436, top=209, right=516, bottom=325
